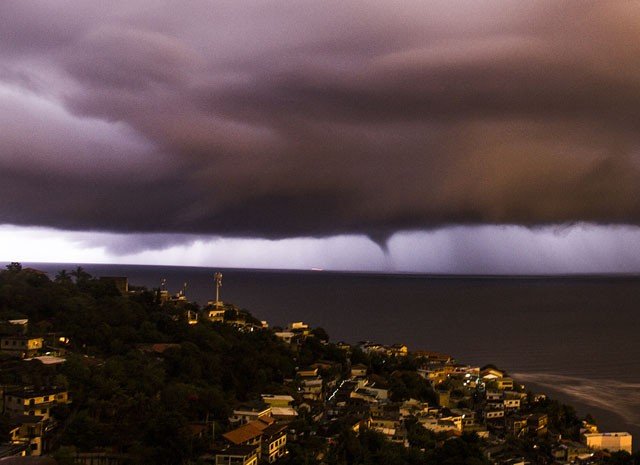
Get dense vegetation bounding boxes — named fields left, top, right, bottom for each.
left=324, top=429, right=489, bottom=465
left=0, top=264, right=308, bottom=463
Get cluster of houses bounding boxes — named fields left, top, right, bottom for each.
left=329, top=356, right=491, bottom=447
left=357, top=341, right=409, bottom=358
left=205, top=397, right=292, bottom=464
left=0, top=318, right=71, bottom=458
left=274, top=322, right=314, bottom=345
left=205, top=331, right=634, bottom=465
left=158, top=281, right=634, bottom=465
left=0, top=273, right=634, bottom=464
left=157, top=277, right=269, bottom=331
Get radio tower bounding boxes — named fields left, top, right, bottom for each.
left=214, top=272, right=223, bottom=307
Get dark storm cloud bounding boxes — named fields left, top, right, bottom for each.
left=2, top=0, right=640, bottom=245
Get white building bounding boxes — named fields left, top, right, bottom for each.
left=229, top=404, right=272, bottom=426
left=274, top=331, right=295, bottom=344
left=583, top=432, right=632, bottom=453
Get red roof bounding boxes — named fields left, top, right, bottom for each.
left=223, top=422, right=263, bottom=444
left=222, top=418, right=281, bottom=444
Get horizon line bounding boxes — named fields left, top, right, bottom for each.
left=10, top=260, right=640, bottom=280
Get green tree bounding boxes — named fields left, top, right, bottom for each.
left=5, top=262, right=22, bottom=272
left=71, top=266, right=91, bottom=284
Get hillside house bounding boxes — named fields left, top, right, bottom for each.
left=212, top=445, right=259, bottom=465
left=1, top=337, right=43, bottom=358
left=229, top=403, right=272, bottom=426
left=3, top=387, right=69, bottom=420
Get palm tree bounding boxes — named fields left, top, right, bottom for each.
left=55, top=269, right=72, bottom=284
left=70, top=266, right=91, bottom=283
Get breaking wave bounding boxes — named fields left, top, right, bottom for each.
left=512, top=372, right=640, bottom=426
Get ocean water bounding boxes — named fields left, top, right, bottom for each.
left=22, top=263, right=640, bottom=447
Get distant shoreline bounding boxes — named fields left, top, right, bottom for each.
left=10, top=261, right=640, bottom=281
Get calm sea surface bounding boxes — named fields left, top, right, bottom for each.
left=23, top=263, right=640, bottom=448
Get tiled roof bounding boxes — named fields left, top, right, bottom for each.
left=222, top=418, right=285, bottom=445
left=255, top=416, right=275, bottom=427
left=223, top=422, right=263, bottom=444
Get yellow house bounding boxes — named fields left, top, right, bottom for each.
left=481, top=367, right=505, bottom=380
left=3, top=387, right=70, bottom=420
left=350, top=364, right=368, bottom=378
left=497, top=378, right=514, bottom=390
left=261, top=394, right=294, bottom=408
left=287, top=322, right=310, bottom=335
left=389, top=344, right=409, bottom=356
left=261, top=423, right=287, bottom=463
left=0, top=337, right=43, bottom=357
left=207, top=307, right=225, bottom=323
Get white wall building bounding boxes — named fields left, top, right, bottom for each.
left=583, top=432, right=632, bottom=453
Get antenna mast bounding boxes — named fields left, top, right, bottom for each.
left=214, top=272, right=223, bottom=306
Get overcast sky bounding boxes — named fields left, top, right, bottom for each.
left=2, top=1, right=640, bottom=273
